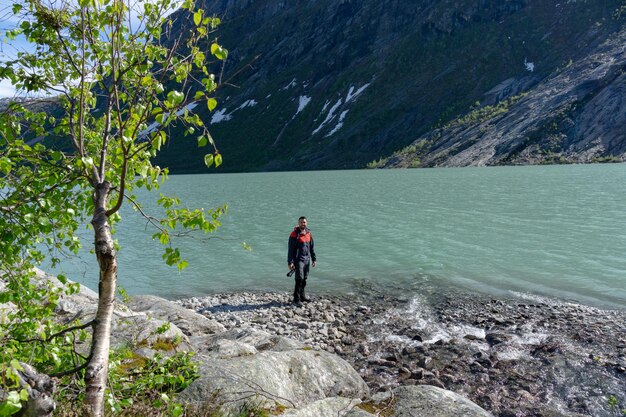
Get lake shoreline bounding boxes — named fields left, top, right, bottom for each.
left=176, top=287, right=626, bottom=417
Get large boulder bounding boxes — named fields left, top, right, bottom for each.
left=191, top=326, right=303, bottom=354
left=342, top=385, right=493, bottom=416
left=280, top=397, right=362, bottom=417
left=390, top=385, right=492, bottom=417
left=180, top=328, right=369, bottom=411
left=35, top=272, right=192, bottom=353
left=110, top=313, right=189, bottom=351
left=127, top=295, right=226, bottom=336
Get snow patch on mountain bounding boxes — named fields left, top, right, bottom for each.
left=346, top=83, right=370, bottom=102
left=313, top=98, right=342, bottom=134
left=296, top=95, right=311, bottom=114
left=312, top=83, right=369, bottom=135
left=238, top=99, right=258, bottom=110
left=211, top=108, right=233, bottom=124
left=524, top=58, right=535, bottom=72
left=210, top=99, right=257, bottom=124
left=281, top=78, right=297, bottom=91
left=326, top=110, right=349, bottom=137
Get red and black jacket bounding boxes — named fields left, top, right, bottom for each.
left=288, top=227, right=316, bottom=264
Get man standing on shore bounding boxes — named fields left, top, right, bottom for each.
left=288, top=216, right=316, bottom=305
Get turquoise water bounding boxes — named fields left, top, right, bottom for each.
left=54, top=164, right=626, bottom=309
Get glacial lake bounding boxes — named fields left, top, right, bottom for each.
left=53, top=164, right=626, bottom=310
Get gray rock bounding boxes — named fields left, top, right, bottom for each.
left=180, top=349, right=369, bottom=410
left=346, top=407, right=377, bottom=417
left=201, top=338, right=258, bottom=358
left=385, top=27, right=626, bottom=169
left=202, top=326, right=304, bottom=352
left=111, top=313, right=189, bottom=350
left=127, top=294, right=226, bottom=336
left=280, top=397, right=363, bottom=417
left=390, top=385, right=492, bottom=417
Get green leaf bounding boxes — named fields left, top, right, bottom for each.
left=0, top=391, right=22, bottom=415
left=18, top=389, right=28, bottom=402
left=12, top=3, right=22, bottom=14
left=197, top=136, right=207, bottom=147
left=170, top=403, right=184, bottom=417
left=152, top=131, right=166, bottom=151
left=9, top=360, right=22, bottom=371
left=0, top=157, right=12, bottom=175
left=204, top=154, right=214, bottom=168
left=80, top=156, right=94, bottom=168
left=193, top=10, right=202, bottom=26
left=207, top=98, right=217, bottom=111
left=215, top=153, right=222, bottom=168
left=210, top=43, right=228, bottom=60
left=167, top=91, right=184, bottom=106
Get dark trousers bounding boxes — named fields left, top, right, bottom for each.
left=293, top=260, right=310, bottom=301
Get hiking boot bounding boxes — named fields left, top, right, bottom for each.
left=293, top=298, right=302, bottom=307
left=300, top=292, right=311, bottom=302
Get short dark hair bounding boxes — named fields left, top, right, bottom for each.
left=298, top=216, right=307, bottom=221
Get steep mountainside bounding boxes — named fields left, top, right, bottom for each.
left=381, top=25, right=626, bottom=168
left=154, top=0, right=626, bottom=173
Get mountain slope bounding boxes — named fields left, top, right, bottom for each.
left=381, top=25, right=626, bottom=168
left=154, top=0, right=626, bottom=173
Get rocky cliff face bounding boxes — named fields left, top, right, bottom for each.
left=154, top=0, right=626, bottom=172
left=382, top=25, right=626, bottom=168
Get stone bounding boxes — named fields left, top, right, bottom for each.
left=280, top=397, right=362, bottom=417
left=180, top=349, right=369, bottom=410
left=127, top=294, right=226, bottom=336
left=390, top=385, right=492, bottom=417
left=111, top=314, right=189, bottom=350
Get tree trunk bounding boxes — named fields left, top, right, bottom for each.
left=84, top=181, right=117, bottom=417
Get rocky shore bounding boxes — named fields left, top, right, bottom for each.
left=175, top=289, right=626, bottom=417
left=6, top=271, right=625, bottom=416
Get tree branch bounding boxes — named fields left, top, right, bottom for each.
left=13, top=320, right=95, bottom=344
left=50, top=352, right=92, bottom=378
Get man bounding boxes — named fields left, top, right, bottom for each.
left=288, top=216, right=316, bottom=305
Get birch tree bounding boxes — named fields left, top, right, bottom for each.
left=0, top=0, right=227, bottom=415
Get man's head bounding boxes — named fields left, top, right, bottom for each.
left=298, top=216, right=307, bottom=230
